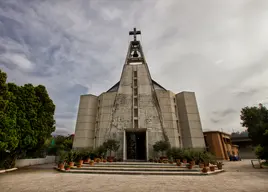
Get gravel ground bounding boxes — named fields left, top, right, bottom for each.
left=0, top=160, right=267, bottom=192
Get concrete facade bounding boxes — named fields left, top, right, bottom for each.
left=73, top=32, right=205, bottom=160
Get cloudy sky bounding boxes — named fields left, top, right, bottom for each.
left=1, top=0, right=268, bottom=135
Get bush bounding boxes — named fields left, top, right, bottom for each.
left=153, top=140, right=170, bottom=156
left=255, top=145, right=268, bottom=160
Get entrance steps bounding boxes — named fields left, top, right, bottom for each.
left=55, top=162, right=225, bottom=176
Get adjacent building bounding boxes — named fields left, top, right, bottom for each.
left=204, top=131, right=239, bottom=160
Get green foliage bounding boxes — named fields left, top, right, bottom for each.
left=153, top=140, right=170, bottom=156
left=0, top=69, right=56, bottom=168
left=255, top=145, right=268, bottom=160
left=166, top=147, right=215, bottom=164
left=0, top=70, right=19, bottom=153
left=241, top=104, right=268, bottom=160
left=94, top=145, right=108, bottom=158
left=47, top=135, right=73, bottom=155
left=57, top=150, right=67, bottom=164
left=66, top=150, right=77, bottom=162
left=103, top=139, right=120, bottom=157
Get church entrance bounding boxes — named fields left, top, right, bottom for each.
left=126, top=131, right=146, bottom=160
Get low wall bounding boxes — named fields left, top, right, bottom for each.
left=15, top=156, right=56, bottom=168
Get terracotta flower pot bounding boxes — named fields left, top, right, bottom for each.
left=187, top=164, right=193, bottom=169
left=65, top=167, right=70, bottom=171
left=183, top=159, right=187, bottom=164
left=201, top=167, right=208, bottom=173
left=199, top=163, right=204, bottom=168
left=217, top=165, right=222, bottom=170
left=176, top=162, right=182, bottom=166
left=210, top=166, right=215, bottom=172
left=69, top=162, right=74, bottom=167
left=58, top=163, right=64, bottom=170
left=79, top=160, right=83, bottom=165
left=89, top=162, right=94, bottom=166
left=176, top=159, right=181, bottom=164
left=77, top=164, right=82, bottom=168
left=190, top=161, right=195, bottom=166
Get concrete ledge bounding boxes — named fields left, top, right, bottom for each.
left=16, top=156, right=55, bottom=168
left=0, top=168, right=18, bottom=174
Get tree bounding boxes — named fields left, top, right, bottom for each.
left=240, top=104, right=268, bottom=161
left=0, top=69, right=56, bottom=168
left=0, top=70, right=19, bottom=168
left=103, top=139, right=120, bottom=157
left=0, top=70, right=18, bottom=153
left=153, top=140, right=170, bottom=157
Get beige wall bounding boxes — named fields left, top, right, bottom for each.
left=156, top=90, right=181, bottom=148
left=73, top=94, right=98, bottom=149
left=176, top=92, right=205, bottom=148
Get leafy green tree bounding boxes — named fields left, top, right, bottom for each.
left=0, top=70, right=18, bottom=153
left=103, top=139, right=120, bottom=157
left=0, top=69, right=56, bottom=168
left=153, top=140, right=170, bottom=157
left=241, top=104, right=268, bottom=161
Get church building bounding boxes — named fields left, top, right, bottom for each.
left=72, top=28, right=206, bottom=161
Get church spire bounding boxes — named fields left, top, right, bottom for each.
left=126, top=28, right=144, bottom=64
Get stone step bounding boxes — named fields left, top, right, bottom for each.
left=82, top=163, right=192, bottom=168
left=55, top=167, right=224, bottom=176
left=74, top=166, right=200, bottom=172
left=83, top=162, right=179, bottom=166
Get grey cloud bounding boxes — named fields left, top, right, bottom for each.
left=213, top=109, right=237, bottom=117
left=210, top=118, right=221, bottom=124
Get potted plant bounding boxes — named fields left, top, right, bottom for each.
left=209, top=166, right=215, bottom=172
left=201, top=167, right=208, bottom=173
left=76, top=162, right=82, bottom=168
left=65, top=164, right=70, bottom=171
left=103, top=159, right=107, bottom=163
left=57, top=150, right=66, bottom=170
left=176, top=161, right=182, bottom=166
left=187, top=163, right=193, bottom=169
left=199, top=162, right=205, bottom=168
left=169, top=160, right=174, bottom=164
left=176, top=159, right=181, bottom=164
left=67, top=150, right=76, bottom=167
left=217, top=162, right=223, bottom=169
left=95, top=158, right=101, bottom=163
left=103, top=139, right=120, bottom=162
left=182, top=159, right=187, bottom=164
left=89, top=160, right=94, bottom=166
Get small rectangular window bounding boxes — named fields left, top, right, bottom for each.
left=134, top=120, right=138, bottom=128
left=134, top=79, right=137, bottom=87
left=134, top=88, right=138, bottom=95
left=134, top=108, right=138, bottom=117
left=134, top=98, right=138, bottom=106
left=133, top=71, right=137, bottom=77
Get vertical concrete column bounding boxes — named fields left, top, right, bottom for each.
left=176, top=92, right=205, bottom=149
left=73, top=94, right=98, bottom=149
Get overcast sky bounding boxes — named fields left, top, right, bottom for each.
left=1, top=0, right=268, bottom=135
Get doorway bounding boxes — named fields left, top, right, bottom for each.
left=126, top=131, right=146, bottom=160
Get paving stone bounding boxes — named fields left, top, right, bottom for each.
left=0, top=160, right=267, bottom=192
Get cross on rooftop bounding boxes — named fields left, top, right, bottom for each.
left=129, top=28, right=141, bottom=41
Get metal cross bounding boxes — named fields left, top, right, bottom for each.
left=129, top=27, right=141, bottom=41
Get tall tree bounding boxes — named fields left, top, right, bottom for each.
left=0, top=70, right=19, bottom=169
left=0, top=69, right=56, bottom=168
left=240, top=104, right=268, bottom=160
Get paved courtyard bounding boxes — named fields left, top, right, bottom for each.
left=0, top=160, right=267, bottom=192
